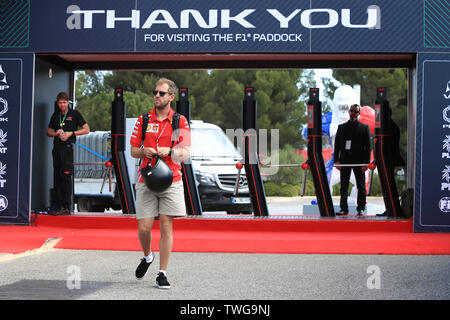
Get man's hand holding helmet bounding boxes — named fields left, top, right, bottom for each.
left=143, top=147, right=157, bottom=159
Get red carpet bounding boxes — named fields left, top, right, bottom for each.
left=1, top=214, right=450, bottom=255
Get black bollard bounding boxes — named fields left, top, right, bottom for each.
left=242, top=87, right=269, bottom=216
left=374, top=88, right=403, bottom=217
left=307, top=88, right=335, bottom=217
left=176, top=88, right=203, bottom=215
left=111, top=88, right=136, bottom=214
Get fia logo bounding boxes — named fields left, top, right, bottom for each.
left=0, top=65, right=9, bottom=91
left=0, top=195, right=8, bottom=211
left=439, top=197, right=450, bottom=213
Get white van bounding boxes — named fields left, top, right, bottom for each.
left=190, top=120, right=252, bottom=214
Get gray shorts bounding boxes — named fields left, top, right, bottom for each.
left=135, top=180, right=187, bottom=220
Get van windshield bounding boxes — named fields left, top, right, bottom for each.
left=191, top=128, right=240, bottom=158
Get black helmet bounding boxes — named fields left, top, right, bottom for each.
left=141, top=156, right=173, bottom=192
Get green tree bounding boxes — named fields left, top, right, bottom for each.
left=75, top=91, right=112, bottom=131
left=75, top=71, right=105, bottom=98
left=75, top=69, right=316, bottom=148
left=75, top=90, right=154, bottom=131
left=103, top=71, right=148, bottom=92
left=206, top=69, right=314, bottom=148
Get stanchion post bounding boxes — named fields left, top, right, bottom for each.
left=307, top=88, right=335, bottom=217
left=111, top=88, right=136, bottom=214
left=242, top=87, right=269, bottom=216
left=176, top=88, right=203, bottom=215
left=374, top=88, right=403, bottom=217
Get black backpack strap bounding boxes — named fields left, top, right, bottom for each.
left=170, top=112, right=181, bottom=148
left=141, top=111, right=180, bottom=149
left=141, top=113, right=149, bottom=145
left=138, top=113, right=149, bottom=167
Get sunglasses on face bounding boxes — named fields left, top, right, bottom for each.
left=153, top=90, right=170, bottom=97
left=350, top=109, right=360, bottom=113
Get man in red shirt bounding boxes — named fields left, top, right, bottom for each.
left=130, top=78, right=190, bottom=289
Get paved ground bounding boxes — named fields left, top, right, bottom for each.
left=0, top=248, right=448, bottom=300
left=1, top=196, right=448, bottom=303
left=263, top=196, right=386, bottom=216
left=136, top=196, right=386, bottom=217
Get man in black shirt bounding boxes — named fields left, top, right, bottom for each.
left=47, top=92, right=90, bottom=215
left=334, top=104, right=371, bottom=216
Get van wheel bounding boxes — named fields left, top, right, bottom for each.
left=111, top=203, right=122, bottom=211
left=77, top=197, right=105, bottom=212
left=77, top=197, right=90, bottom=212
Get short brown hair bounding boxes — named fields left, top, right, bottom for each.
left=56, top=92, right=69, bottom=101
left=155, top=78, right=178, bottom=95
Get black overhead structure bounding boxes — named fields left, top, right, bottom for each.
left=176, top=88, right=203, bottom=215
left=307, top=88, right=335, bottom=217
left=242, top=87, right=269, bottom=217
left=374, top=88, right=403, bottom=217
left=111, top=88, right=136, bottom=214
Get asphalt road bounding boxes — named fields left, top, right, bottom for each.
left=0, top=249, right=448, bottom=300
left=1, top=196, right=447, bottom=303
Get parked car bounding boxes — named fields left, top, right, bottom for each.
left=190, top=120, right=252, bottom=214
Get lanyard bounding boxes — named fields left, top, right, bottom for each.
left=59, top=112, right=67, bottom=128
left=154, top=121, right=168, bottom=149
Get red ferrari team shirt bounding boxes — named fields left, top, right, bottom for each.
left=130, top=107, right=191, bottom=183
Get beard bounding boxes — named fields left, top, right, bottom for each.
left=154, top=100, right=170, bottom=110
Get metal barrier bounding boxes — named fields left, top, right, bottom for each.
left=74, top=131, right=111, bottom=179
left=73, top=161, right=114, bottom=193
left=261, top=162, right=377, bottom=197
left=201, top=161, right=378, bottom=198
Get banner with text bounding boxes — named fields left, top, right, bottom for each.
left=0, top=0, right=437, bottom=53
left=0, top=53, right=34, bottom=225
left=416, top=53, right=450, bottom=232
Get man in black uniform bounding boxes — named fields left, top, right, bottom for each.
left=334, top=104, right=371, bottom=216
left=47, top=92, right=90, bottom=215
